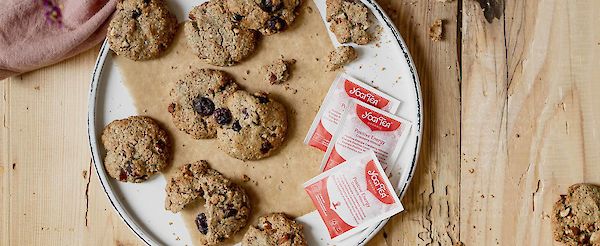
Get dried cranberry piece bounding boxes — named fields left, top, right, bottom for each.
left=258, top=0, right=283, bottom=13
left=168, top=103, right=176, bottom=113
left=260, top=141, right=273, bottom=154
left=265, top=17, right=286, bottom=33
left=155, top=140, right=166, bottom=154
left=255, top=95, right=270, bottom=104
left=193, top=97, right=215, bottom=116
left=232, top=13, right=244, bottom=22
left=118, top=169, right=128, bottom=181
left=224, top=208, right=238, bottom=218
left=232, top=121, right=242, bottom=132
left=214, top=108, right=232, bottom=125
left=131, top=9, right=142, bottom=19
left=195, top=213, right=209, bottom=235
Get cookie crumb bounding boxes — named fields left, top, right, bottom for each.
left=326, top=46, right=358, bottom=71
left=468, top=168, right=475, bottom=173
left=82, top=170, right=88, bottom=179
left=262, top=59, right=296, bottom=84
left=242, top=174, right=251, bottom=182
left=429, top=19, right=443, bottom=42
left=34, top=85, right=40, bottom=90
left=168, top=222, right=173, bottom=225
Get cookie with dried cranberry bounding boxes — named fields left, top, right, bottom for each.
left=101, top=116, right=170, bottom=183
left=164, top=161, right=251, bottom=245
left=216, top=90, right=288, bottom=160
left=168, top=69, right=239, bottom=139
left=242, top=213, right=307, bottom=246
left=107, top=0, right=177, bottom=60
left=552, top=183, right=600, bottom=246
left=185, top=0, right=258, bottom=66
left=225, top=0, right=302, bottom=35
left=325, top=0, right=371, bottom=45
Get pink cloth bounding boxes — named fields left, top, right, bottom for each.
left=0, top=0, right=117, bottom=80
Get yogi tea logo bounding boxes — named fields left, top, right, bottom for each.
left=344, top=80, right=389, bottom=108
left=357, top=105, right=401, bottom=131
left=365, top=160, right=394, bottom=204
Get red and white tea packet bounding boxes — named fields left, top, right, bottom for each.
left=321, top=100, right=411, bottom=172
left=304, top=73, right=402, bottom=151
left=304, top=151, right=404, bottom=241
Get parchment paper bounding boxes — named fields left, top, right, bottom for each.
left=113, top=1, right=335, bottom=244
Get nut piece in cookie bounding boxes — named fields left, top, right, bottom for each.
left=101, top=116, right=171, bottom=183
left=242, top=213, right=307, bottom=246
left=107, top=0, right=177, bottom=60
left=326, top=46, right=357, bottom=71
left=217, top=91, right=288, bottom=160
left=429, top=19, right=443, bottom=42
left=165, top=161, right=251, bottom=245
left=552, top=183, right=600, bottom=246
left=185, top=0, right=258, bottom=66
left=226, top=0, right=302, bottom=35
left=168, top=69, right=239, bottom=139
left=326, top=0, right=371, bottom=44
left=262, top=59, right=296, bottom=84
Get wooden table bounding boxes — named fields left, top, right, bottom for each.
left=1, top=0, right=599, bottom=245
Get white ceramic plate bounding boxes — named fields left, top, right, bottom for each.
left=88, top=0, right=422, bottom=245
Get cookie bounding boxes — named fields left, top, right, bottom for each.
left=185, top=0, right=258, bottom=66
left=262, top=59, right=295, bottom=84
left=101, top=116, right=170, bottom=183
left=168, top=69, right=239, bottom=139
left=165, top=161, right=251, bottom=245
left=552, top=183, right=600, bottom=246
left=216, top=90, right=288, bottom=160
left=242, top=213, right=307, bottom=246
left=326, top=46, right=357, bottom=71
left=325, top=0, right=371, bottom=45
left=107, top=0, right=177, bottom=60
left=225, top=0, right=302, bottom=35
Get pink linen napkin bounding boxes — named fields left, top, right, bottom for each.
left=0, top=0, right=117, bottom=80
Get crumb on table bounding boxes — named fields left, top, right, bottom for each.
left=429, top=19, right=443, bottom=42
left=326, top=46, right=358, bottom=71
left=262, top=59, right=296, bottom=84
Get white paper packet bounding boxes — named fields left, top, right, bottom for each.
left=304, top=73, right=402, bottom=151
left=321, top=100, right=411, bottom=173
left=304, top=151, right=404, bottom=241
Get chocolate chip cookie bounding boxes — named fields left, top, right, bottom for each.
left=165, top=161, right=251, bottom=245
left=168, top=69, right=239, bottom=139
left=216, top=90, right=288, bottom=160
left=225, top=0, right=302, bottom=35
left=326, top=45, right=357, bottom=71
left=552, top=183, right=600, bottom=246
left=101, top=116, right=170, bottom=183
left=326, top=0, right=371, bottom=45
left=185, top=0, right=258, bottom=66
left=107, top=0, right=177, bottom=60
left=242, top=213, right=307, bottom=246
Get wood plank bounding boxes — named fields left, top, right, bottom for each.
left=502, top=0, right=600, bottom=245
left=0, top=77, right=10, bottom=246
left=5, top=47, right=139, bottom=245
left=369, top=0, right=461, bottom=245
left=460, top=0, right=508, bottom=245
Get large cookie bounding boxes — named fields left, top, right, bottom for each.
left=242, top=213, right=307, bottom=246
left=165, top=161, right=251, bottom=245
left=225, top=0, right=302, bottom=35
left=185, top=0, right=258, bottom=66
left=552, top=183, right=600, bottom=246
left=325, top=0, right=371, bottom=45
left=107, top=0, right=177, bottom=60
left=101, top=116, right=170, bottom=183
left=168, top=69, right=239, bottom=139
left=216, top=90, right=288, bottom=160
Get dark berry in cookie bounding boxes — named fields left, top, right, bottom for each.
left=255, top=94, right=270, bottom=104
left=232, top=121, right=242, bottom=132
left=196, top=212, right=209, bottom=234
left=265, top=17, right=287, bottom=33
left=260, top=141, right=273, bottom=154
left=193, top=97, right=216, bottom=116
left=214, top=108, right=233, bottom=125
left=258, top=0, right=283, bottom=13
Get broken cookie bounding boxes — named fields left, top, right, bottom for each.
left=262, top=59, right=296, bottom=84
left=552, top=183, right=600, bottom=246
left=326, top=46, right=357, bottom=71
left=326, top=0, right=371, bottom=45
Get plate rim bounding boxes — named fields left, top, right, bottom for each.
left=87, top=0, right=423, bottom=244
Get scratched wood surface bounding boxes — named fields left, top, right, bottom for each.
left=1, top=0, right=599, bottom=245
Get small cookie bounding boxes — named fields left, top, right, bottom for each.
left=552, top=183, right=600, bottom=246
left=108, top=0, right=177, bottom=60
left=226, top=0, right=302, bottom=35
left=168, top=69, right=239, bottom=139
left=165, top=161, right=251, bottom=245
left=326, top=46, right=357, bottom=71
left=185, top=0, right=258, bottom=66
left=242, top=213, right=307, bottom=246
left=101, top=116, right=170, bottom=182
left=262, top=59, right=295, bottom=84
left=429, top=19, right=443, bottom=42
left=217, top=91, right=288, bottom=160
left=325, top=0, right=371, bottom=44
